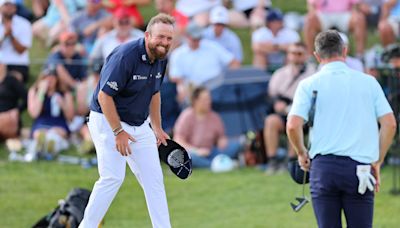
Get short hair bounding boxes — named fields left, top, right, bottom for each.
left=191, top=86, right=208, bottom=105
left=314, top=30, right=344, bottom=59
left=146, top=13, right=175, bottom=33
left=290, top=41, right=307, bottom=50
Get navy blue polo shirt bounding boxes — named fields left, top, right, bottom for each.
left=90, top=38, right=167, bottom=126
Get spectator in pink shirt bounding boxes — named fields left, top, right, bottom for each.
left=173, top=86, right=241, bottom=168
left=304, top=0, right=366, bottom=58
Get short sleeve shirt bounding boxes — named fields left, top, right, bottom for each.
left=289, top=61, right=393, bottom=164
left=90, top=38, right=167, bottom=126
left=169, top=39, right=234, bottom=85
left=173, top=107, right=225, bottom=149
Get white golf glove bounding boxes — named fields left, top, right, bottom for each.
left=356, top=165, right=376, bottom=194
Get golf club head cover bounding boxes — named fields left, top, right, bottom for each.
left=288, top=160, right=310, bottom=184
left=158, top=139, right=192, bottom=179
left=356, top=165, right=376, bottom=194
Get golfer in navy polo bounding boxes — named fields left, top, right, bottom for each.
left=286, top=30, right=396, bottom=228
left=79, top=14, right=175, bottom=228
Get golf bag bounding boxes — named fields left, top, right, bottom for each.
left=32, top=188, right=91, bottom=228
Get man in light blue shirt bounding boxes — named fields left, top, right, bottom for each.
left=287, top=30, right=396, bottom=228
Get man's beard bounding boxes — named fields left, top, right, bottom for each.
left=149, top=42, right=169, bottom=59
left=2, top=13, right=13, bottom=20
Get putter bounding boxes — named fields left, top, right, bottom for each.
left=290, top=91, right=317, bottom=212
left=290, top=169, right=309, bottom=212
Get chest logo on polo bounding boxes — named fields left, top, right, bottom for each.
left=106, top=81, right=118, bottom=91
left=156, top=72, right=162, bottom=79
left=132, top=75, right=148, bottom=80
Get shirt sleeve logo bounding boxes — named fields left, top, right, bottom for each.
left=156, top=72, right=162, bottom=79
left=132, top=75, right=148, bottom=80
left=106, top=81, right=119, bottom=91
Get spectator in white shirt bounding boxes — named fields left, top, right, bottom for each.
left=0, top=0, right=32, bottom=83
left=169, top=21, right=240, bottom=104
left=252, top=9, right=300, bottom=71
left=89, top=7, right=144, bottom=61
left=203, top=5, right=243, bottom=62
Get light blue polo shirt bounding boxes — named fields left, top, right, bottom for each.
left=289, top=61, right=393, bottom=164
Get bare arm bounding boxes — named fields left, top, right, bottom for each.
left=372, top=112, right=396, bottom=192
left=229, top=59, right=241, bottom=69
left=56, top=64, right=78, bottom=89
left=286, top=115, right=310, bottom=170
left=381, top=0, right=397, bottom=19
left=377, top=113, right=397, bottom=165
left=149, top=92, right=169, bottom=145
left=98, top=90, right=122, bottom=130
left=27, top=87, right=45, bottom=118
left=60, top=92, right=75, bottom=122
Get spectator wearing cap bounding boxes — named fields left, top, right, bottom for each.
left=203, top=5, right=243, bottom=62
left=226, top=0, right=272, bottom=29
left=46, top=31, right=87, bottom=92
left=102, top=0, right=151, bottom=29
left=169, top=21, right=240, bottom=104
left=89, top=7, right=144, bottom=61
left=32, top=0, right=85, bottom=47
left=303, top=0, right=366, bottom=57
left=0, top=54, right=27, bottom=141
left=26, top=66, right=74, bottom=160
left=0, top=0, right=32, bottom=83
left=252, top=9, right=300, bottom=71
left=70, top=0, right=112, bottom=54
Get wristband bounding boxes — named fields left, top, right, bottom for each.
left=112, top=126, right=122, bottom=132
left=113, top=128, right=124, bottom=136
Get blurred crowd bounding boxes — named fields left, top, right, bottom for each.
left=0, top=0, right=399, bottom=173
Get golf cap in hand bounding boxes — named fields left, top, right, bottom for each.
left=288, top=160, right=310, bottom=185
left=158, top=139, right=192, bottom=179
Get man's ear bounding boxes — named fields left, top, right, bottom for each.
left=313, top=51, right=321, bottom=63
left=342, top=46, right=348, bottom=58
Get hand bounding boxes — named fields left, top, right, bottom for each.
left=298, top=150, right=310, bottom=171
left=356, top=165, right=376, bottom=194
left=38, top=80, right=49, bottom=93
left=3, top=20, right=12, bottom=37
left=153, top=127, right=169, bottom=146
left=273, top=100, right=288, bottom=114
left=115, top=130, right=136, bottom=156
left=371, top=162, right=381, bottom=193
left=196, top=148, right=210, bottom=156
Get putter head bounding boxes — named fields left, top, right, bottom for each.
left=290, top=197, right=309, bottom=212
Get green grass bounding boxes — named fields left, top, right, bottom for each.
left=1, top=2, right=397, bottom=228
left=0, top=162, right=399, bottom=227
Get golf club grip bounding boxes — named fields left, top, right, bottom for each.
left=308, top=91, right=318, bottom=128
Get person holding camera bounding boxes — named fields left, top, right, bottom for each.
left=287, top=30, right=396, bottom=228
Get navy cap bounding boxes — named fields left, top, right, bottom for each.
left=159, top=139, right=192, bottom=179
left=267, top=9, right=283, bottom=22
left=288, top=160, right=310, bottom=184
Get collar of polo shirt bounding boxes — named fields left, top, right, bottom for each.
left=139, top=38, right=153, bottom=64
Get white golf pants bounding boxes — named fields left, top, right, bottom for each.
left=79, top=111, right=171, bottom=228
